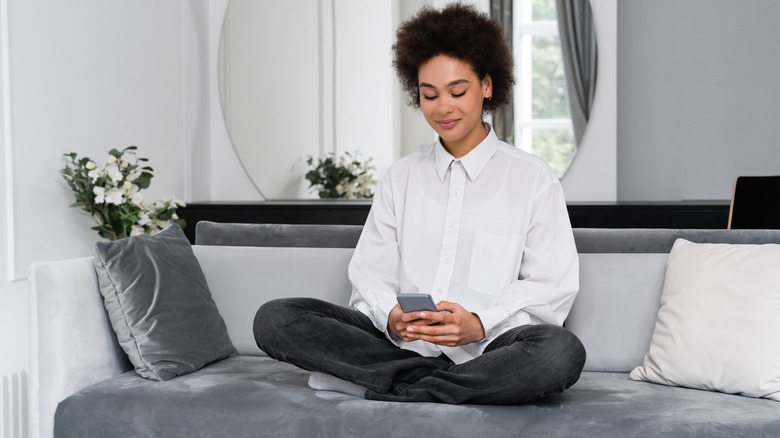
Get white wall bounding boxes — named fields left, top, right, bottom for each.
left=616, top=0, right=780, bottom=201
left=0, top=0, right=206, bottom=378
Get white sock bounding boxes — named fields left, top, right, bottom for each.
left=308, top=372, right=367, bottom=398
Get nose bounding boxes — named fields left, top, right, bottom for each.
left=436, top=95, right=455, bottom=115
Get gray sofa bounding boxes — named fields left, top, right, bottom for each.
left=29, top=222, right=780, bottom=437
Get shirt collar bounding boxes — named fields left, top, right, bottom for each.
left=434, top=123, right=499, bottom=182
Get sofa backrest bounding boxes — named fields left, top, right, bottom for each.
left=193, top=245, right=355, bottom=355
left=195, top=221, right=363, bottom=248
left=196, top=222, right=780, bottom=372
left=196, top=223, right=780, bottom=372
left=568, top=228, right=780, bottom=372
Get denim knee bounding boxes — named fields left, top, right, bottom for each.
left=548, top=325, right=587, bottom=388
left=253, top=298, right=303, bottom=356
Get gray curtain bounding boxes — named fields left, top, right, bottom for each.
left=490, top=0, right=514, bottom=145
left=556, top=0, right=598, bottom=146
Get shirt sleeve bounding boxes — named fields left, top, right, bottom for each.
left=347, top=171, right=403, bottom=341
left=475, top=178, right=580, bottom=344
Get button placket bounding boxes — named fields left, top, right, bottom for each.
left=431, top=161, right=466, bottom=303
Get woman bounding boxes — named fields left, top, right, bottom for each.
left=254, top=3, right=585, bottom=405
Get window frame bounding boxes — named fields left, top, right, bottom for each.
left=512, top=0, right=573, bottom=158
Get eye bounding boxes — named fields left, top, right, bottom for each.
left=422, top=94, right=438, bottom=101
left=452, top=91, right=466, bottom=98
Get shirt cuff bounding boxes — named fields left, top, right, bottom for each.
left=368, top=298, right=402, bottom=344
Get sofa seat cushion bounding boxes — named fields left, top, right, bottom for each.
left=55, top=356, right=780, bottom=438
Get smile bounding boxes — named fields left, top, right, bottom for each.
left=437, top=119, right=459, bottom=129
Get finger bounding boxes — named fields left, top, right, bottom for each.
left=397, top=317, right=436, bottom=336
left=400, top=312, right=422, bottom=323
left=408, top=319, right=438, bottom=326
left=407, top=323, right=448, bottom=336
left=417, top=311, right=446, bottom=323
left=400, top=333, right=416, bottom=342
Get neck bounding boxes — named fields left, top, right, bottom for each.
left=442, top=124, right=488, bottom=158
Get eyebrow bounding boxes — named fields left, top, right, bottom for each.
left=419, top=79, right=470, bottom=89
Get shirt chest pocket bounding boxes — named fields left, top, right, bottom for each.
left=467, top=231, right=524, bottom=295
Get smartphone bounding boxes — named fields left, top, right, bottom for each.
left=397, top=293, right=438, bottom=312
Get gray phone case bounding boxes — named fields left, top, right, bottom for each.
left=396, top=293, right=438, bottom=312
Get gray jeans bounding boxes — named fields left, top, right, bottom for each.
left=254, top=297, right=585, bottom=405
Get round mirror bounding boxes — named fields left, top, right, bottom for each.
left=219, top=0, right=401, bottom=199
left=219, top=1, right=322, bottom=199
left=218, top=0, right=596, bottom=197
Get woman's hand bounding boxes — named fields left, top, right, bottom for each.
left=395, top=301, right=486, bottom=347
left=387, top=304, right=440, bottom=342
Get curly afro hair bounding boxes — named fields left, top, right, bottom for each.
left=392, top=3, right=515, bottom=114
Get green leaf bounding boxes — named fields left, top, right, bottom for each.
left=135, top=172, right=153, bottom=189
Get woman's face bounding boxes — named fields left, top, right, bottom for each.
left=418, top=55, right=492, bottom=157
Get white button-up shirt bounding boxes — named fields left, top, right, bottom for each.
left=348, top=125, right=578, bottom=364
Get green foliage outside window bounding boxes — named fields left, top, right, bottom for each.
left=520, top=0, right=577, bottom=178
left=532, top=35, right=569, bottom=120
left=532, top=0, right=557, bottom=20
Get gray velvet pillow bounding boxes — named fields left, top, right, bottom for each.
left=94, top=224, right=236, bottom=381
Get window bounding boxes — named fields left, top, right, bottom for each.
left=513, top=0, right=576, bottom=178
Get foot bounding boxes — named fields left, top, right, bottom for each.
left=308, top=372, right=367, bottom=398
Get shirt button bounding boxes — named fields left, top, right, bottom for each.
left=453, top=189, right=460, bottom=196
left=437, top=288, right=443, bottom=294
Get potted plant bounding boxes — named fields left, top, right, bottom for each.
left=304, top=151, right=377, bottom=199
left=61, top=146, right=186, bottom=240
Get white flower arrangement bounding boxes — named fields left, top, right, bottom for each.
left=305, top=151, right=377, bottom=199
left=61, top=146, right=186, bottom=240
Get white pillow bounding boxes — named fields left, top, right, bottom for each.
left=630, top=239, right=780, bottom=401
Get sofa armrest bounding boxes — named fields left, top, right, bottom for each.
left=28, top=257, right=131, bottom=438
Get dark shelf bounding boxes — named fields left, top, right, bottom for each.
left=566, top=201, right=730, bottom=230
left=178, top=200, right=731, bottom=244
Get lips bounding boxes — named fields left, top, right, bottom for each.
left=437, top=119, right=459, bottom=130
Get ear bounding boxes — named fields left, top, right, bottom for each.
left=482, top=74, right=493, bottom=99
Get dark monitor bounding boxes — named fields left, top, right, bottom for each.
left=728, top=176, right=780, bottom=229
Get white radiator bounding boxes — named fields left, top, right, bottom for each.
left=1, top=372, right=28, bottom=438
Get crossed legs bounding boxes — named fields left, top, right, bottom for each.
left=254, top=297, right=585, bottom=405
